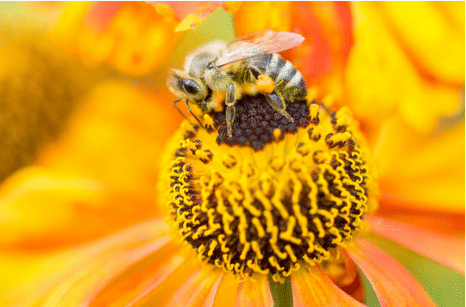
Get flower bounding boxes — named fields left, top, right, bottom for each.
left=0, top=2, right=464, bottom=307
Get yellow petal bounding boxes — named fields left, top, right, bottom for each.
left=345, top=2, right=462, bottom=133
left=375, top=119, right=464, bottom=212
left=376, top=2, right=465, bottom=84
left=0, top=166, right=161, bottom=250
left=38, top=81, right=181, bottom=201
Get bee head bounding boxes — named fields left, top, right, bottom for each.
left=167, top=69, right=207, bottom=102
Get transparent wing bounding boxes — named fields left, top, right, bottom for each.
left=215, top=30, right=305, bottom=67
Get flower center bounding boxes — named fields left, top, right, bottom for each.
left=161, top=95, right=378, bottom=282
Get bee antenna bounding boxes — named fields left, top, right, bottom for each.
left=184, top=99, right=204, bottom=128
left=172, top=98, right=198, bottom=128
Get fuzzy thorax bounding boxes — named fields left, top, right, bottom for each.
left=159, top=95, right=378, bottom=283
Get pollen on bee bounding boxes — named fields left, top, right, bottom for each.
left=273, top=128, right=282, bottom=141
left=256, top=75, right=275, bottom=94
left=203, top=114, right=214, bottom=128
left=211, top=91, right=226, bottom=112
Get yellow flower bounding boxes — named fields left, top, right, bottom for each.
left=0, top=2, right=464, bottom=307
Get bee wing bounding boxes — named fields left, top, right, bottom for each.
left=215, top=30, right=305, bottom=67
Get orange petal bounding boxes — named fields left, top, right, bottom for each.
left=348, top=239, right=436, bottom=307
left=235, top=276, right=273, bottom=307
left=0, top=166, right=160, bottom=250
left=345, top=2, right=462, bottom=133
left=52, top=2, right=182, bottom=75
left=161, top=269, right=223, bottom=307
left=366, top=215, right=465, bottom=275
left=234, top=2, right=353, bottom=102
left=212, top=270, right=239, bottom=307
left=125, top=261, right=206, bottom=306
left=291, top=267, right=365, bottom=306
left=375, top=205, right=464, bottom=236
left=321, top=250, right=365, bottom=302
left=1, top=218, right=172, bottom=306
left=84, top=1, right=125, bottom=32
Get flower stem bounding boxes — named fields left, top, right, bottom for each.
left=268, top=274, right=293, bottom=307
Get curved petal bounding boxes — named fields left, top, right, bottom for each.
left=235, top=276, right=273, bottom=307
left=1, top=218, right=172, bottom=307
left=321, top=251, right=365, bottom=303
left=375, top=205, right=464, bottom=235
left=345, top=2, right=462, bottom=133
left=212, top=270, right=240, bottom=307
left=375, top=2, right=464, bottom=84
left=366, top=215, right=465, bottom=275
left=374, top=118, right=464, bottom=213
left=291, top=267, right=365, bottom=307
left=161, top=269, right=223, bottom=307
left=38, top=82, right=181, bottom=207
left=348, top=239, right=436, bottom=307
left=0, top=166, right=161, bottom=250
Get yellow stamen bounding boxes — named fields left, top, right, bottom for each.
left=160, top=96, right=378, bottom=282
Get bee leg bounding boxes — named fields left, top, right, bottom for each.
left=265, top=91, right=294, bottom=123
left=225, top=83, right=236, bottom=138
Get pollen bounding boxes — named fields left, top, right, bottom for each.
left=159, top=94, right=378, bottom=283
left=256, top=75, right=275, bottom=94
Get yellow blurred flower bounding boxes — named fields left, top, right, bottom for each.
left=0, top=2, right=464, bottom=307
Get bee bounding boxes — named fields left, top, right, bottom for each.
left=167, top=30, right=307, bottom=138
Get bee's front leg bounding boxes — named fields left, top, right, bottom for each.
left=225, top=83, right=236, bottom=138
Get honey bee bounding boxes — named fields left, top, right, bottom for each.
left=167, top=30, right=307, bottom=137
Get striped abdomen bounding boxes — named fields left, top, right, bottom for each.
left=247, top=53, right=307, bottom=99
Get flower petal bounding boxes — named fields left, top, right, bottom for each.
left=321, top=251, right=365, bottom=303
left=366, top=215, right=465, bottom=275
left=375, top=2, right=465, bottom=84
left=212, top=271, right=239, bottom=307
left=38, top=82, right=181, bottom=204
left=345, top=2, right=462, bottom=133
left=84, top=1, right=125, bottom=32
left=52, top=2, right=182, bottom=75
left=233, top=2, right=353, bottom=102
left=374, top=119, right=464, bottom=213
left=161, top=269, right=223, bottom=307
left=291, top=267, right=365, bottom=306
left=0, top=166, right=161, bottom=250
left=1, top=218, right=172, bottom=306
left=348, top=239, right=436, bottom=307
left=235, top=276, right=273, bottom=307
left=375, top=205, right=464, bottom=236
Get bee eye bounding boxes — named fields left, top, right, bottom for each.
left=179, top=78, right=200, bottom=95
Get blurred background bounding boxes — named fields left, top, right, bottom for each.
left=0, top=2, right=463, bottom=306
